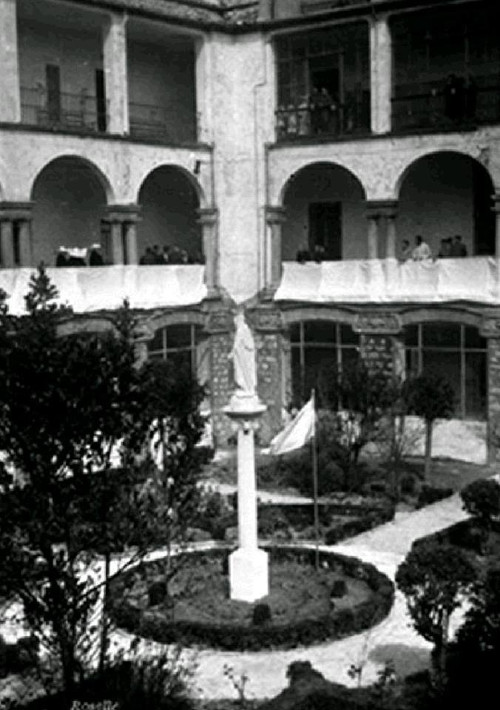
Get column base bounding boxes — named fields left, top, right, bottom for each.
left=229, top=547, right=269, bottom=602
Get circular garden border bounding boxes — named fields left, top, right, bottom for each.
left=108, top=545, right=394, bottom=651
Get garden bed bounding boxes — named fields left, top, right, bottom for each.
left=108, top=546, right=394, bottom=651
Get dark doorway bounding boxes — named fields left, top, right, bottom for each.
left=473, top=164, right=495, bottom=255
left=95, top=69, right=107, bottom=132
left=46, top=64, right=61, bottom=124
left=310, top=64, right=340, bottom=101
left=308, top=202, right=342, bottom=260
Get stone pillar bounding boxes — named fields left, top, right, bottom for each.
left=370, top=15, right=392, bottom=135
left=204, top=307, right=234, bottom=446
left=366, top=203, right=380, bottom=259
left=197, top=208, right=219, bottom=297
left=264, top=206, right=286, bottom=298
left=224, top=393, right=268, bottom=603
left=0, top=202, right=33, bottom=267
left=124, top=221, right=138, bottom=265
left=386, top=205, right=398, bottom=259
left=353, top=313, right=402, bottom=377
left=195, top=37, right=213, bottom=143
left=366, top=201, right=398, bottom=259
left=104, top=206, right=140, bottom=264
left=481, top=318, right=500, bottom=463
left=103, top=12, right=129, bottom=134
left=0, top=0, right=21, bottom=123
left=0, top=219, right=15, bottom=267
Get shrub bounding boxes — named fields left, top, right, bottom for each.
left=416, top=485, right=453, bottom=509
left=149, top=580, right=167, bottom=607
left=401, top=474, right=417, bottom=497
left=461, top=479, right=500, bottom=528
left=252, top=603, right=272, bottom=626
left=331, top=580, right=347, bottom=599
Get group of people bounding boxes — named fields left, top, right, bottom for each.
left=296, top=244, right=326, bottom=264
left=55, top=244, right=104, bottom=267
left=139, top=244, right=203, bottom=265
left=277, top=86, right=344, bottom=139
left=400, top=234, right=468, bottom=262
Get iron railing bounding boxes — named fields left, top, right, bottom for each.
left=20, top=87, right=108, bottom=133
left=129, top=102, right=174, bottom=142
left=392, top=80, right=500, bottom=132
left=275, top=92, right=370, bottom=142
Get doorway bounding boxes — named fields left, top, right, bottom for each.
left=308, top=202, right=342, bottom=260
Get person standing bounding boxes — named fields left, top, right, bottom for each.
left=450, top=234, right=467, bottom=257
left=88, top=243, right=104, bottom=266
left=412, top=235, right=432, bottom=261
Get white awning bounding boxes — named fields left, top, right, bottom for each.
left=0, top=265, right=207, bottom=314
left=274, top=258, right=500, bottom=304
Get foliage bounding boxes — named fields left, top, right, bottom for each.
left=415, top=485, right=453, bottom=509
left=395, top=540, right=476, bottom=685
left=0, top=268, right=207, bottom=701
left=402, top=372, right=454, bottom=478
left=460, top=478, right=500, bottom=529
left=108, top=546, right=394, bottom=651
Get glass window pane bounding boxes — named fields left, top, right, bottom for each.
left=422, top=350, right=460, bottom=416
left=464, top=326, right=486, bottom=350
left=404, top=324, right=419, bottom=347
left=148, top=329, right=164, bottom=354
left=169, top=350, right=192, bottom=377
left=340, top=346, right=359, bottom=371
left=290, top=323, right=302, bottom=343
left=423, top=322, right=461, bottom=348
left=465, top=352, right=487, bottom=419
left=167, top=324, right=193, bottom=349
left=339, top=324, right=358, bottom=345
left=305, top=321, right=336, bottom=343
left=291, top=347, right=303, bottom=406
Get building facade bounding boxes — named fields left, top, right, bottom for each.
left=1, top=0, right=500, bottom=455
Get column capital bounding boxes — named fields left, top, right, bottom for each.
left=0, top=201, right=34, bottom=221
left=197, top=207, right=218, bottom=225
left=103, top=204, right=141, bottom=223
left=265, top=205, right=286, bottom=224
left=365, top=200, right=398, bottom=219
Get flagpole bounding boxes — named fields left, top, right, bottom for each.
left=311, top=390, right=320, bottom=572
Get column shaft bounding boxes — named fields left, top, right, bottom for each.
left=110, top=222, right=124, bottom=264
left=198, top=208, right=219, bottom=297
left=0, top=0, right=21, bottom=122
left=18, top=220, right=32, bottom=267
left=265, top=206, right=286, bottom=297
left=494, top=196, right=500, bottom=258
left=103, top=13, right=129, bottom=134
left=370, top=15, right=392, bottom=135
left=237, top=426, right=258, bottom=550
left=0, top=220, right=15, bottom=267
left=367, top=216, right=379, bottom=259
left=124, top=221, right=138, bottom=265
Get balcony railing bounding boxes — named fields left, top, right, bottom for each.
left=275, top=93, right=370, bottom=142
left=392, top=80, right=500, bottom=132
left=129, top=102, right=174, bottom=142
left=275, top=257, right=500, bottom=305
left=20, top=87, right=107, bottom=133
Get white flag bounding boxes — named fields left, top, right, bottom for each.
left=269, top=396, right=315, bottom=456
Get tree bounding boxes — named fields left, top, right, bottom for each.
left=0, top=268, right=207, bottom=705
left=396, top=540, right=476, bottom=687
left=460, top=478, right=500, bottom=531
left=402, top=372, right=454, bottom=478
left=317, top=361, right=401, bottom=490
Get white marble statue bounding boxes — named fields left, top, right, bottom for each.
left=230, top=312, right=257, bottom=395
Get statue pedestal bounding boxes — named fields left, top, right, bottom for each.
left=224, top=390, right=268, bottom=602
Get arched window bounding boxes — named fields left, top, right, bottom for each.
left=147, top=324, right=207, bottom=380
left=404, top=322, right=487, bottom=419
left=290, top=321, right=359, bottom=405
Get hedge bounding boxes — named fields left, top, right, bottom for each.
left=108, top=546, right=394, bottom=652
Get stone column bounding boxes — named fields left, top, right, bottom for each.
left=0, top=218, right=15, bottom=267
left=104, top=206, right=140, bottom=264
left=197, top=207, right=219, bottom=298
left=103, top=12, right=129, bottom=134
left=386, top=204, right=398, bottom=259
left=264, top=206, right=286, bottom=298
left=369, top=15, right=392, bottom=135
left=195, top=36, right=213, bottom=143
left=366, top=203, right=380, bottom=259
left=224, top=394, right=268, bottom=603
left=0, top=202, right=33, bottom=267
left=0, top=0, right=21, bottom=123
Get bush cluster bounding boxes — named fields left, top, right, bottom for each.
left=108, top=547, right=394, bottom=652
left=0, top=635, right=38, bottom=679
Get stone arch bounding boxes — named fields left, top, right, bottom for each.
left=31, top=156, right=112, bottom=267
left=146, top=310, right=207, bottom=334
left=280, top=162, right=367, bottom=262
left=399, top=307, right=483, bottom=331
left=395, top=150, right=495, bottom=257
left=29, top=154, right=114, bottom=204
left=135, top=163, right=205, bottom=208
left=136, top=165, right=203, bottom=265
left=282, top=306, right=357, bottom=329
left=57, top=316, right=118, bottom=338
left=277, top=159, right=367, bottom=207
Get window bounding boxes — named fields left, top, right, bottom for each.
left=404, top=322, right=487, bottom=419
left=147, top=324, right=205, bottom=380
left=290, top=321, right=359, bottom=406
